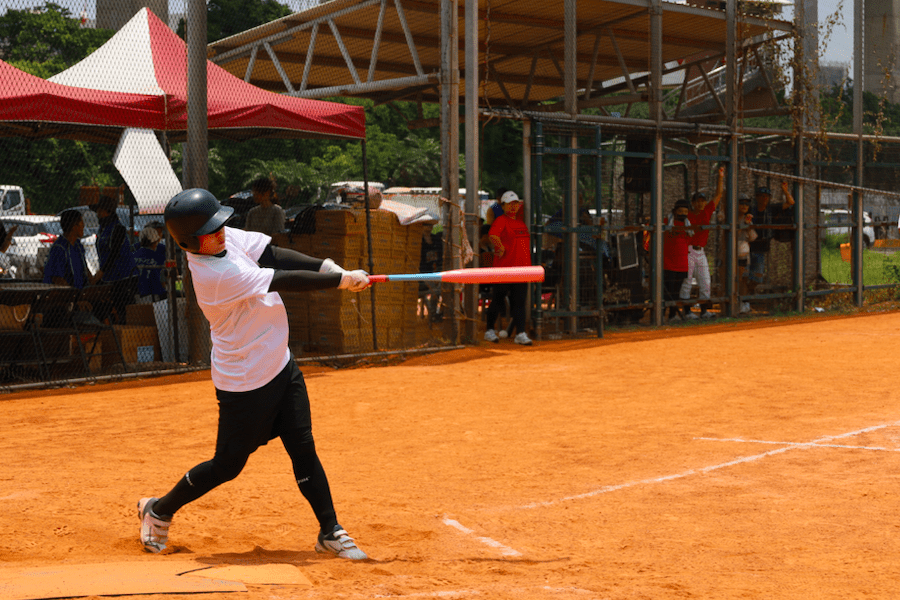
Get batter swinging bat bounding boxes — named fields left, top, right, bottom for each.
left=368, top=266, right=544, bottom=284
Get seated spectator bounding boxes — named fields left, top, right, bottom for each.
left=43, top=209, right=99, bottom=288
left=133, top=225, right=167, bottom=303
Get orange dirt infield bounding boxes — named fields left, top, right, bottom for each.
left=2, top=310, right=900, bottom=600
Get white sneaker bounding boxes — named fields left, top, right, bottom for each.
left=484, top=329, right=500, bottom=343
left=700, top=311, right=716, bottom=320
left=138, top=497, right=171, bottom=553
left=514, top=332, right=533, bottom=346
left=684, top=312, right=699, bottom=320
left=740, top=302, right=751, bottom=314
left=316, top=526, right=368, bottom=560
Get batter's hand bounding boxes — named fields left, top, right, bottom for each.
left=339, top=269, right=370, bottom=292
left=319, top=257, right=347, bottom=275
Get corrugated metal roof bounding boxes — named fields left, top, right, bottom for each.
left=208, top=0, right=791, bottom=108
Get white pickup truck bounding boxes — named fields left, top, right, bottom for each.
left=0, top=186, right=27, bottom=217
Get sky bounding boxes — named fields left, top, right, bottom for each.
left=790, top=0, right=854, bottom=66
left=3, top=0, right=856, bottom=65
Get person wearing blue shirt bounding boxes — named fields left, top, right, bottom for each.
left=133, top=224, right=167, bottom=302
left=92, top=196, right=138, bottom=323
left=43, top=209, right=97, bottom=288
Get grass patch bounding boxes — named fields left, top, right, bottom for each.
left=820, top=235, right=900, bottom=286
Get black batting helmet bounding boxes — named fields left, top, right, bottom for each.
left=164, top=188, right=234, bottom=253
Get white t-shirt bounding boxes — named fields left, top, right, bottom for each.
left=186, top=227, right=290, bottom=392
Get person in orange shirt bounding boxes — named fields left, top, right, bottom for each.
left=484, top=191, right=533, bottom=345
left=680, top=166, right=725, bottom=319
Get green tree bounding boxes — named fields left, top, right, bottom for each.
left=0, top=3, right=113, bottom=75
left=0, top=4, right=122, bottom=213
left=391, top=132, right=441, bottom=186
left=480, top=118, right=523, bottom=196
left=176, top=0, right=293, bottom=42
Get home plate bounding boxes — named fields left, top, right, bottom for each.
left=0, top=560, right=310, bottom=600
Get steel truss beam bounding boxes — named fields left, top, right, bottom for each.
left=210, top=0, right=792, bottom=126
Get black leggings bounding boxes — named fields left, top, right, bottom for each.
left=153, top=359, right=338, bottom=533
left=485, top=282, right=528, bottom=334
left=663, top=269, right=687, bottom=317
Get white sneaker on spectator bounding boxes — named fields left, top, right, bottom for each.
left=684, top=312, right=699, bottom=320
left=514, top=332, right=533, bottom=346
left=700, top=311, right=716, bottom=320
left=740, top=302, right=751, bottom=314
left=484, top=329, right=500, bottom=343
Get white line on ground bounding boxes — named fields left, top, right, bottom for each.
left=442, top=517, right=522, bottom=556
left=513, top=421, right=900, bottom=510
left=697, top=438, right=900, bottom=452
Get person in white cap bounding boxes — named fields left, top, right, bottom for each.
left=484, top=190, right=533, bottom=346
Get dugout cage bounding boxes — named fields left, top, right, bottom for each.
left=518, top=120, right=900, bottom=340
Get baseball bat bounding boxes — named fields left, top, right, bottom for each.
left=368, top=266, right=544, bottom=284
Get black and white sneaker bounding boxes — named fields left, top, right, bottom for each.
left=315, top=525, right=368, bottom=560
left=138, top=497, right=171, bottom=553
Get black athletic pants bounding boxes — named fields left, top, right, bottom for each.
left=663, top=269, right=687, bottom=318
left=153, top=357, right=338, bottom=534
left=486, top=282, right=528, bottom=334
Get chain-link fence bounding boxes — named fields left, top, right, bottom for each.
left=528, top=122, right=900, bottom=337
left=1, top=1, right=899, bottom=388
left=0, top=1, right=462, bottom=388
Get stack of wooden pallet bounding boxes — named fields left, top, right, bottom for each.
left=273, top=208, right=424, bottom=355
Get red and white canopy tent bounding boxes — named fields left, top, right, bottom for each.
left=48, top=7, right=365, bottom=142
left=39, top=7, right=366, bottom=212
left=0, top=59, right=172, bottom=145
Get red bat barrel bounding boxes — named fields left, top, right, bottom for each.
left=368, top=266, right=544, bottom=284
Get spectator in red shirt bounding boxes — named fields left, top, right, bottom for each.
left=680, top=166, right=725, bottom=319
left=484, top=191, right=533, bottom=345
left=663, top=199, right=693, bottom=322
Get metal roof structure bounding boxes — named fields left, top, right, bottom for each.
left=205, top=0, right=801, bottom=336
left=207, top=0, right=793, bottom=123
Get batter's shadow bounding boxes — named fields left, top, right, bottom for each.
left=191, top=545, right=329, bottom=566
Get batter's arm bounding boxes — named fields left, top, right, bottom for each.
left=258, top=244, right=324, bottom=271
left=268, top=269, right=340, bottom=293
left=261, top=245, right=369, bottom=293
left=260, top=245, right=338, bottom=293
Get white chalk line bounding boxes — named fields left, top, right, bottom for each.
left=513, top=421, right=900, bottom=510
left=442, top=517, right=522, bottom=557
left=697, top=438, right=900, bottom=452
